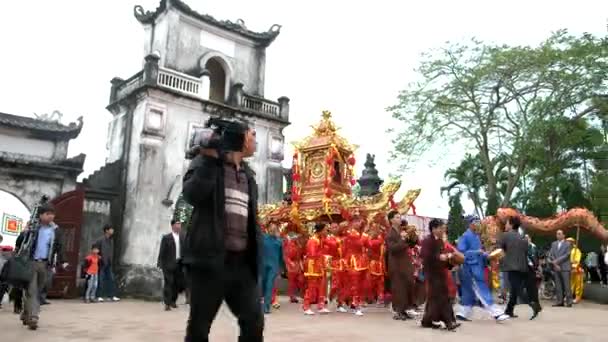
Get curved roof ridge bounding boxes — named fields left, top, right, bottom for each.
left=134, top=0, right=281, bottom=47
left=0, top=111, right=83, bottom=140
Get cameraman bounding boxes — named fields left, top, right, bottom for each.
left=182, top=120, right=263, bottom=342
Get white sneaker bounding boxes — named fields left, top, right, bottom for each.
left=111, top=297, right=121, bottom=302
left=354, top=309, right=364, bottom=316
left=405, top=310, right=420, bottom=317
left=97, top=298, right=104, bottom=302
left=304, top=309, right=315, bottom=315
left=337, top=306, right=348, bottom=313
left=319, top=308, right=331, bottom=314
left=495, top=314, right=510, bottom=322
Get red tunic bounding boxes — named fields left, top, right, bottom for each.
left=283, top=238, right=302, bottom=274
left=343, top=229, right=369, bottom=271
left=322, top=235, right=341, bottom=271
left=368, top=236, right=385, bottom=276
left=304, top=235, right=324, bottom=277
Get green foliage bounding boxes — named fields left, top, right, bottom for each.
left=389, top=30, right=608, bottom=211
left=591, top=171, right=608, bottom=223
left=173, top=193, right=193, bottom=232
left=351, top=183, right=362, bottom=197
left=441, top=153, right=485, bottom=218
left=446, top=192, right=467, bottom=242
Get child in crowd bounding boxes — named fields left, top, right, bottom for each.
left=83, top=245, right=102, bottom=303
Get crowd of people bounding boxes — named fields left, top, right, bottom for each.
left=0, top=209, right=121, bottom=330
left=1, top=203, right=605, bottom=334
left=246, top=211, right=607, bottom=332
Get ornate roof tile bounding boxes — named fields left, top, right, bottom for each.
left=0, top=112, right=83, bottom=140
left=134, top=0, right=281, bottom=47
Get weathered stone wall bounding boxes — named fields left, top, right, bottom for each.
left=0, top=131, right=70, bottom=162
left=0, top=172, right=70, bottom=211
left=144, top=8, right=266, bottom=96
left=106, top=112, right=128, bottom=164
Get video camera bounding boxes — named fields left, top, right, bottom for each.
left=186, top=117, right=249, bottom=159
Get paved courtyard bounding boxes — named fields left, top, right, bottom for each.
left=1, top=298, right=607, bottom=342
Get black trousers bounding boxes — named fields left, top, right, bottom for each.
left=0, top=282, right=8, bottom=304
left=162, top=267, right=184, bottom=306
left=506, top=270, right=539, bottom=315
left=185, top=253, right=263, bottom=342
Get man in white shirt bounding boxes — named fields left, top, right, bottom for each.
left=157, top=220, right=185, bottom=311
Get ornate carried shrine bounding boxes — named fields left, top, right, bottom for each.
left=258, top=110, right=421, bottom=232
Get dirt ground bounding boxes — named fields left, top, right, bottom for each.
left=1, top=298, right=607, bottom=342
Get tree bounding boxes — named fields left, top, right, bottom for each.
left=388, top=30, right=608, bottom=214
left=518, top=116, right=603, bottom=216
left=446, top=192, right=467, bottom=242
left=173, top=193, right=193, bottom=232
left=441, top=153, right=485, bottom=218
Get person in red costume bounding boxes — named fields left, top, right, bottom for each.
left=335, top=222, right=351, bottom=313
left=322, top=223, right=343, bottom=310
left=283, top=233, right=304, bottom=303
left=343, top=218, right=370, bottom=316
left=367, top=224, right=386, bottom=306
left=303, top=223, right=330, bottom=315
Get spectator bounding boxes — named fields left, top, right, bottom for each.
left=599, top=245, right=608, bottom=287
left=83, top=245, right=101, bottom=303
left=0, top=234, right=8, bottom=308
left=94, top=224, right=120, bottom=302
left=548, top=230, right=572, bottom=307
left=157, top=220, right=185, bottom=311
left=585, top=251, right=600, bottom=283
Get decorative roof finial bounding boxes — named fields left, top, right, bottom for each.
left=34, top=110, right=63, bottom=123
left=322, top=110, right=332, bottom=120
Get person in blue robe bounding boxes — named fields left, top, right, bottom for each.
left=456, top=215, right=509, bottom=322
left=261, top=222, right=285, bottom=314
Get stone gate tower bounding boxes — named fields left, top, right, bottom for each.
left=93, top=0, right=290, bottom=297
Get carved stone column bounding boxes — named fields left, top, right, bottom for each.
left=143, top=54, right=160, bottom=86
left=283, top=167, right=293, bottom=203
left=199, top=69, right=211, bottom=100
left=109, top=77, right=125, bottom=104
left=230, top=83, right=245, bottom=107
left=278, top=96, right=290, bottom=121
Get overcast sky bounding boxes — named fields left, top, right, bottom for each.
left=0, top=0, right=606, bottom=219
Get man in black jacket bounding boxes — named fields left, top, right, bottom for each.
left=157, top=219, right=185, bottom=311
left=498, top=216, right=541, bottom=320
left=182, top=121, right=263, bottom=342
left=18, top=204, right=67, bottom=330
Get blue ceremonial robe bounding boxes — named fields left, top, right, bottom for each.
left=456, top=228, right=502, bottom=318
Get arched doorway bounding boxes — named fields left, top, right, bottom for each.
left=0, top=190, right=31, bottom=248
left=205, top=58, right=227, bottom=102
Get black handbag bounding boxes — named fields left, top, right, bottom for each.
left=2, top=255, right=34, bottom=287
